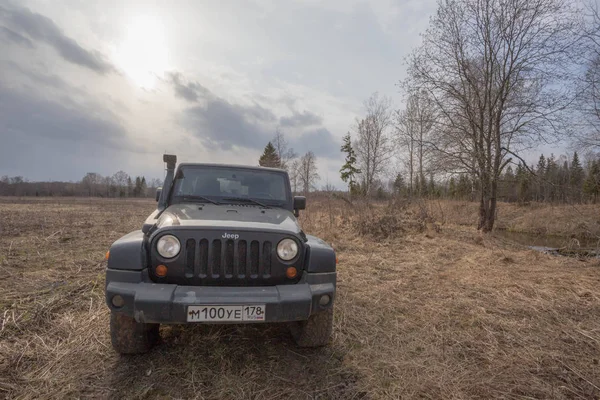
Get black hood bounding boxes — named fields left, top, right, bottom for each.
left=154, top=203, right=303, bottom=235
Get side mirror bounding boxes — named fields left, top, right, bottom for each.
left=293, top=196, right=306, bottom=211
left=155, top=187, right=162, bottom=202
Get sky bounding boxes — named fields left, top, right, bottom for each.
left=0, top=0, right=437, bottom=187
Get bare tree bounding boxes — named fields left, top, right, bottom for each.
left=112, top=170, right=130, bottom=197
left=354, top=92, right=394, bottom=195
left=298, top=151, right=320, bottom=196
left=575, top=1, right=600, bottom=150
left=102, top=175, right=113, bottom=197
left=395, top=91, right=435, bottom=196
left=148, top=178, right=162, bottom=189
left=81, top=173, right=103, bottom=196
left=272, top=129, right=297, bottom=170
left=405, top=0, right=580, bottom=231
left=289, top=159, right=300, bottom=194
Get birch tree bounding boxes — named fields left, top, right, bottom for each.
left=395, top=91, right=435, bottom=196
left=298, top=151, right=320, bottom=196
left=354, top=92, right=394, bottom=195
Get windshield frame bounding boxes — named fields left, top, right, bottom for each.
left=167, top=164, right=293, bottom=210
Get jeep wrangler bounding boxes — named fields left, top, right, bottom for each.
left=105, top=155, right=336, bottom=353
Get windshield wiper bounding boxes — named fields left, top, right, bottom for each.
left=221, top=197, right=270, bottom=208
left=178, top=195, right=220, bottom=205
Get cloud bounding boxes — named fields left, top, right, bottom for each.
left=167, top=72, right=276, bottom=150
left=0, top=82, right=128, bottom=149
left=166, top=71, right=341, bottom=161
left=168, top=72, right=210, bottom=102
left=279, top=110, right=323, bottom=128
left=0, top=25, right=33, bottom=47
left=182, top=98, right=276, bottom=150
left=291, top=128, right=341, bottom=158
left=3, top=60, right=71, bottom=90
left=0, top=3, right=114, bottom=74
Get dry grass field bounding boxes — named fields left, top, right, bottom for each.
left=0, top=197, right=599, bottom=399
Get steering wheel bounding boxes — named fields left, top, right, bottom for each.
left=252, top=192, right=274, bottom=199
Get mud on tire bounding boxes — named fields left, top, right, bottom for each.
left=290, top=308, right=333, bottom=348
left=110, top=312, right=160, bottom=354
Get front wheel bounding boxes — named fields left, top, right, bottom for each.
left=110, top=312, right=160, bottom=354
left=290, top=308, right=333, bottom=348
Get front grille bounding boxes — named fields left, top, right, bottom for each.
left=151, top=231, right=303, bottom=286
left=180, top=237, right=276, bottom=284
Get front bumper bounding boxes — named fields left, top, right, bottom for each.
left=105, top=269, right=336, bottom=324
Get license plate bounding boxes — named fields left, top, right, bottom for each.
left=187, top=305, right=266, bottom=322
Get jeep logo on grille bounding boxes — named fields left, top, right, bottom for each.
left=222, top=233, right=240, bottom=240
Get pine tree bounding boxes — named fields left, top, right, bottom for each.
left=133, top=177, right=141, bottom=197
left=583, top=160, right=600, bottom=203
left=448, top=177, right=457, bottom=199
left=428, top=174, right=436, bottom=198
left=457, top=175, right=470, bottom=200
left=516, top=163, right=530, bottom=202
left=339, top=133, right=361, bottom=195
left=127, top=177, right=133, bottom=197
left=545, top=154, right=558, bottom=202
left=140, top=177, right=147, bottom=197
left=393, top=173, right=406, bottom=196
left=503, top=165, right=516, bottom=202
left=259, top=142, right=281, bottom=168
left=536, top=154, right=546, bottom=201
left=570, top=152, right=584, bottom=202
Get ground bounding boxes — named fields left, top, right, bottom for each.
left=0, top=197, right=599, bottom=399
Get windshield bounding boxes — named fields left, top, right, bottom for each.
left=171, top=166, right=289, bottom=203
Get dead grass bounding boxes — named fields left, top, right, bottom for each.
left=428, top=199, right=600, bottom=238
left=0, top=196, right=599, bottom=399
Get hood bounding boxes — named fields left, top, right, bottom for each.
left=154, top=203, right=302, bottom=235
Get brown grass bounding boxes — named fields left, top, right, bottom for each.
left=0, top=197, right=599, bottom=399
left=428, top=199, right=600, bottom=238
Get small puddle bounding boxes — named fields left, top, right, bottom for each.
left=494, top=229, right=600, bottom=258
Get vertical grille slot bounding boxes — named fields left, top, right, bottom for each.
left=211, top=240, right=221, bottom=277
left=262, top=241, right=272, bottom=277
left=185, top=239, right=195, bottom=278
left=238, top=240, right=247, bottom=278
left=225, top=239, right=234, bottom=277
left=250, top=240, right=259, bottom=277
left=198, top=239, right=208, bottom=277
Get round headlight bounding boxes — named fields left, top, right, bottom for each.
left=277, top=238, right=298, bottom=261
left=157, top=235, right=181, bottom=259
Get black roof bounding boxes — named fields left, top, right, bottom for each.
left=177, top=163, right=287, bottom=173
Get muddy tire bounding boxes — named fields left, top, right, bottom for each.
left=110, top=312, right=159, bottom=354
left=290, top=308, right=333, bottom=348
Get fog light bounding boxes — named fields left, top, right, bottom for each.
left=111, top=295, right=125, bottom=308
left=155, top=264, right=168, bottom=277
left=319, top=295, right=331, bottom=306
left=286, top=266, right=297, bottom=279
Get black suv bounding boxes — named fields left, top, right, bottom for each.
left=105, top=155, right=336, bottom=353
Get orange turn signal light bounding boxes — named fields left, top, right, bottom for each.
left=105, top=251, right=110, bottom=260
left=155, top=265, right=168, bottom=277
left=286, top=266, right=297, bottom=279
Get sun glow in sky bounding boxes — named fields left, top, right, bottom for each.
left=115, top=16, right=169, bottom=89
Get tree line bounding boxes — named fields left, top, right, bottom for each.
left=383, top=151, right=600, bottom=204
left=0, top=172, right=161, bottom=198
left=337, top=0, right=600, bottom=232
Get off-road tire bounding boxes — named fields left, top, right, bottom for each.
left=290, top=308, right=333, bottom=347
left=110, top=312, right=159, bottom=354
